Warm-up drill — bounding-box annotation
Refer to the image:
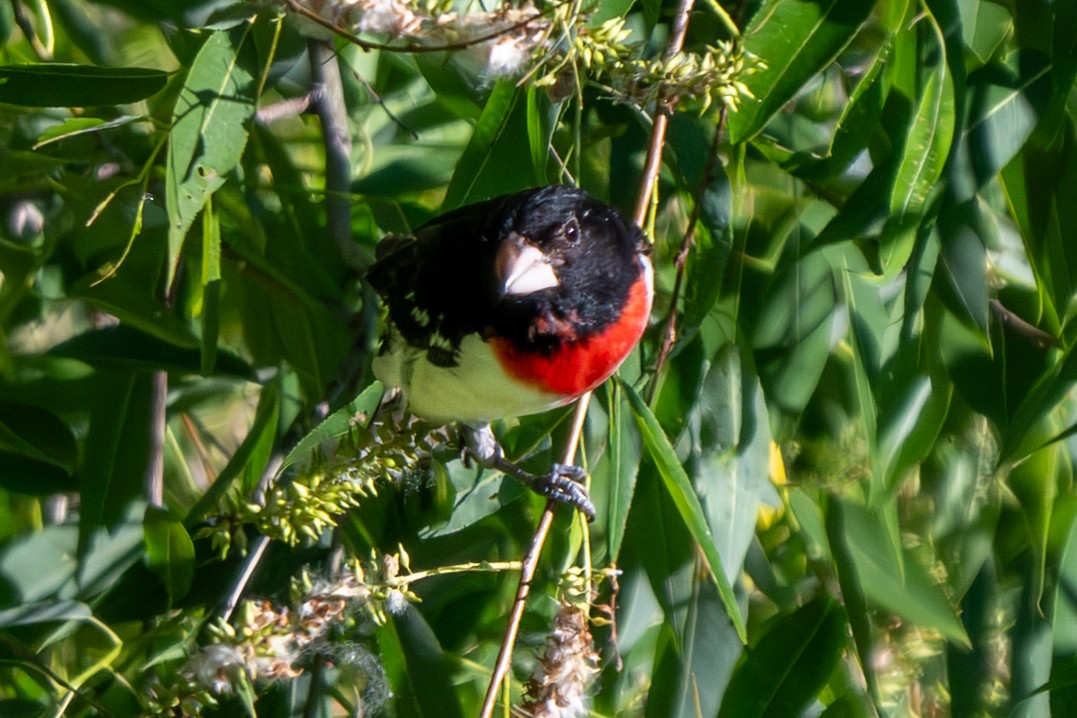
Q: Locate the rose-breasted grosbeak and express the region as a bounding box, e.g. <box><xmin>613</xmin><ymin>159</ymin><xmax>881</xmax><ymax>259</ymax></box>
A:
<box><xmin>367</xmin><ymin>185</ymin><xmax>653</xmax><ymax>518</ymax></box>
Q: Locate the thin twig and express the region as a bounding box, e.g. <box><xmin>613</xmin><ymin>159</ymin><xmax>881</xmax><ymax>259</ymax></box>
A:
<box><xmin>479</xmin><ymin>394</ymin><xmax>592</xmax><ymax>718</ymax></box>
<box><xmin>648</xmin><ymin>115</ymin><xmax>726</xmax><ymax>402</ymax></box>
<box><xmin>479</xmin><ymin>0</ymin><xmax>700</xmax><ymax>711</ymax></box>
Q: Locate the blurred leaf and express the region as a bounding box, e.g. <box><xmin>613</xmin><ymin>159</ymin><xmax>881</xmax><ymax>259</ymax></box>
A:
<box><xmin>729</xmin><ymin>0</ymin><xmax>874</xmax><ymax>143</ymax></box>
<box><xmin>48</xmin><ymin>325</ymin><xmax>254</xmax><ymax>378</ymax></box>
<box><xmin>79</xmin><ymin>374</ymin><xmax>155</xmax><ymax>537</ymax></box>
<box><xmin>960</xmin><ymin>59</ymin><xmax>1042</xmax><ymax>190</ymax></box>
<box><xmin>389</xmin><ymin>606</ymin><xmax>464</xmax><ymax>718</ymax></box>
<box><xmin>958</xmin><ymin>0</ymin><xmax>1013</xmax><ymax>67</ymax></box>
<box><xmin>600</xmin><ymin>382</ymin><xmax>641</xmax><ymax>561</ymax></box>
<box><xmin>936</xmin><ymin>200</ymin><xmax>990</xmax><ymax>336</ymax></box>
<box><xmin>693</xmin><ymin>347</ymin><xmax>771</xmax><ymax>578</ymax></box>
<box><xmin>0</xmin><ymin>599</ymin><xmax>88</xmax><ymax>627</ymax></box>
<box><xmin>0</xmin><ymin>64</ymin><xmax>167</xmax><ymax>106</ymax></box>
<box><xmin>839</xmin><ymin>499</ymin><xmax>971</xmax><ymax>647</ymax></box>
<box><xmin>681</xmin><ymin>167</ymin><xmax>732</xmax><ymax>338</ymax></box>
<box><xmin>1055</xmin><ymin>508</ymin><xmax>1077</xmax><ymax>652</ymax></box>
<box><xmin>646</xmin><ymin>581</ymin><xmax>741</xmax><ymax>718</ymax></box>
<box><xmin>33</xmin><ymin>115</ymin><xmax>141</xmax><ymax>148</ymax></box>
<box><xmin>753</xmin><ymin>247</ymin><xmax>839</xmax><ymax>416</ymax></box>
<box><xmin>624</xmin><ymin>380</ymin><xmax>746</xmax><ymax>642</ymax></box>
<box><xmin>717</xmin><ymin>597</ymin><xmax>846</xmax><ymax>718</ymax></box>
<box><xmin>185</xmin><ymin>384</ymin><xmax>280</xmax><ymax>525</ymax></box>
<box><xmin>0</xmin><ymin>525</ymin><xmax>79</xmax><ymax>603</ymax></box>
<box><xmin>143</xmin><ymin>506</ymin><xmax>195</xmax><ymax>605</ymax></box>
<box><xmin>165</xmin><ymin>26</ymin><xmax>257</xmax><ymax>289</ymax></box>
<box><xmin>0</xmin><ymin>404</ymin><xmax>77</xmax><ymax>495</ymax></box>
<box><xmin>441</xmin><ymin>81</ymin><xmax>518</xmax><ymax>211</ymax></box>
<box><xmin>1008</xmin><ymin>443</ymin><xmax>1058</xmax><ymax>610</ymax></box>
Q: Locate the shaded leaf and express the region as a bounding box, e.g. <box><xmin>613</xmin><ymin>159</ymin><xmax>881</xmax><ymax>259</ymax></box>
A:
<box><xmin>718</xmin><ymin>597</ymin><xmax>846</xmax><ymax>718</ymax></box>
<box><xmin>143</xmin><ymin>506</ymin><xmax>195</xmax><ymax>604</ymax></box>
<box><xmin>623</xmin><ymin>380</ymin><xmax>746</xmax><ymax>642</ymax></box>
<box><xmin>0</xmin><ymin>64</ymin><xmax>167</xmax><ymax>106</ymax></box>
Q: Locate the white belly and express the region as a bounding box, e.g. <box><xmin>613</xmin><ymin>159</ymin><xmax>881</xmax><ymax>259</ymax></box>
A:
<box><xmin>373</xmin><ymin>333</ymin><xmax>567</xmax><ymax>424</ymax></box>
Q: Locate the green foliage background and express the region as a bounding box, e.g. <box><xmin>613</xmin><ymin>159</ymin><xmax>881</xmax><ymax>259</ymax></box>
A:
<box><xmin>1</xmin><ymin>0</ymin><xmax>1076</xmax><ymax>716</ymax></box>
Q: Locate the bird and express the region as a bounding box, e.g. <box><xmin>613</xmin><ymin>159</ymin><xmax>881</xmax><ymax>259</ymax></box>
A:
<box><xmin>366</xmin><ymin>184</ymin><xmax>653</xmax><ymax>519</ymax></box>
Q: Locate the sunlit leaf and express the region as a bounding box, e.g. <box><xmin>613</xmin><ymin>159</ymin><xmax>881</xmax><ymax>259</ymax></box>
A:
<box><xmin>165</xmin><ymin>26</ymin><xmax>257</xmax><ymax>289</ymax></box>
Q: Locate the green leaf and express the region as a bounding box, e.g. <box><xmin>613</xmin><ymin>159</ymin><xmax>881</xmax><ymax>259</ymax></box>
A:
<box><xmin>0</xmin><ymin>404</ymin><xmax>77</xmax><ymax>495</ymax></box>
<box><xmin>693</xmin><ymin>347</ymin><xmax>772</xmax><ymax>580</ymax></box>
<box><xmin>0</xmin><ymin>600</ymin><xmax>92</xmax><ymax>628</ymax></box>
<box><xmin>33</xmin><ymin>115</ymin><xmax>141</xmax><ymax>148</ymax></box>
<box><xmin>48</xmin><ymin>325</ymin><xmax>254</xmax><ymax>378</ymax></box>
<box><xmin>646</xmin><ymin>581</ymin><xmax>742</xmax><ymax>718</ymax></box>
<box><xmin>279</xmin><ymin>382</ymin><xmax>385</xmax><ymax>474</ymax></box>
<box><xmin>729</xmin><ymin>0</ymin><xmax>875</xmax><ymax>143</ymax></box>
<box><xmin>165</xmin><ymin>26</ymin><xmax>257</xmax><ymax>289</ymax></box>
<box><xmin>142</xmin><ymin>506</ymin><xmax>195</xmax><ymax>605</ymax></box>
<box><xmin>837</xmin><ymin>500</ymin><xmax>971</xmax><ymax>648</ymax></box>
<box><xmin>879</xmin><ymin>8</ymin><xmax>955</xmax><ymax>275</ymax></box>
<box><xmin>0</xmin><ymin>64</ymin><xmax>167</xmax><ymax>106</ymax></box>
<box><xmin>718</xmin><ymin>597</ymin><xmax>846</xmax><ymax>718</ymax></box>
<box><xmin>441</xmin><ymin>81</ymin><xmax>519</xmax><ymax>211</ymax></box>
<box><xmin>623</xmin><ymin>380</ymin><xmax>746</xmax><ymax>642</ymax></box>
<box><xmin>79</xmin><ymin>373</ymin><xmax>157</xmax><ymax>539</ymax></box>
<box><xmin>600</xmin><ymin>382</ymin><xmax>641</xmax><ymax>562</ymax></box>
<box><xmin>389</xmin><ymin>607</ymin><xmax>464</xmax><ymax>718</ymax></box>
<box><xmin>185</xmin><ymin>384</ymin><xmax>280</xmax><ymax>525</ymax></box>
<box><xmin>681</xmin><ymin>168</ymin><xmax>732</xmax><ymax>338</ymax></box>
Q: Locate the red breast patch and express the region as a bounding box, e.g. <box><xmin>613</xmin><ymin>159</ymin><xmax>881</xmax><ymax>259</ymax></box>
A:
<box><xmin>492</xmin><ymin>273</ymin><xmax>652</xmax><ymax>398</ymax></box>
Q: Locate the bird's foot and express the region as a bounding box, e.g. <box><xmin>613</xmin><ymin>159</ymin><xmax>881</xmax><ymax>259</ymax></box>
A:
<box><xmin>493</xmin><ymin>458</ymin><xmax>595</xmax><ymax>521</ymax></box>
<box><xmin>463</xmin><ymin>425</ymin><xmax>595</xmax><ymax>521</ymax></box>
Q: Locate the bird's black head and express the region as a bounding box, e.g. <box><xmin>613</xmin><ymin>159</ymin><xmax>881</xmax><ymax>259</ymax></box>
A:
<box><xmin>491</xmin><ymin>185</ymin><xmax>649</xmax><ymax>350</ymax></box>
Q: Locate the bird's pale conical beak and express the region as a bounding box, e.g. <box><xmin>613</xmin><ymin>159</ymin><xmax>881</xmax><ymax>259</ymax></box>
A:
<box><xmin>496</xmin><ymin>233</ymin><xmax>559</xmax><ymax>296</ymax></box>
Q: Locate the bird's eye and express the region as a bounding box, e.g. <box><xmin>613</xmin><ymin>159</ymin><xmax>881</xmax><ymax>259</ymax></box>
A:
<box><xmin>562</xmin><ymin>217</ymin><xmax>580</xmax><ymax>244</ymax></box>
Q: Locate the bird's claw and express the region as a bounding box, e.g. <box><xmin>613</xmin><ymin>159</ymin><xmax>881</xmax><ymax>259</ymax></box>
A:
<box><xmin>464</xmin><ymin>425</ymin><xmax>595</xmax><ymax>521</ymax></box>
<box><xmin>530</xmin><ymin>463</ymin><xmax>595</xmax><ymax>521</ymax></box>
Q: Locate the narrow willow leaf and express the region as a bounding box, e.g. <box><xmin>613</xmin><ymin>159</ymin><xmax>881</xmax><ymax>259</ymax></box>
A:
<box><xmin>79</xmin><ymin>375</ymin><xmax>155</xmax><ymax>536</ymax></box>
<box><xmin>717</xmin><ymin>597</ymin><xmax>846</xmax><ymax>718</ymax></box>
<box><xmin>729</xmin><ymin>0</ymin><xmax>874</xmax><ymax>143</ymax></box>
<box><xmin>623</xmin><ymin>381</ymin><xmax>747</xmax><ymax>642</ymax></box>
<box><xmin>646</xmin><ymin>581</ymin><xmax>741</xmax><ymax>718</ymax></box>
<box><xmin>0</xmin><ymin>64</ymin><xmax>167</xmax><ymax>106</ymax></box>
<box><xmin>33</xmin><ymin>115</ymin><xmax>140</xmax><ymax>148</ymax></box>
<box><xmin>880</xmin><ymin>9</ymin><xmax>955</xmax><ymax>274</ymax></box>
<box><xmin>165</xmin><ymin>26</ymin><xmax>257</xmax><ymax>289</ymax></box>
<box><xmin>49</xmin><ymin>325</ymin><xmax>254</xmax><ymax>378</ymax></box>
<box><xmin>143</xmin><ymin>506</ymin><xmax>195</xmax><ymax>604</ymax></box>
<box><xmin>604</xmin><ymin>382</ymin><xmax>641</xmax><ymax>561</ymax></box>
<box><xmin>1008</xmin><ymin>443</ymin><xmax>1059</xmax><ymax>611</ymax></box>
<box><xmin>525</xmin><ymin>85</ymin><xmax>549</xmax><ymax>185</ymax></box>
<box><xmin>441</xmin><ymin>80</ymin><xmax>518</xmax><ymax>211</ymax></box>
<box><xmin>200</xmin><ymin>197</ymin><xmax>221</xmax><ymax>375</ymax></box>
<box><xmin>0</xmin><ymin>600</ymin><xmax>92</xmax><ymax>628</ymax></box>
<box><xmin>840</xmin><ymin>500</ymin><xmax>971</xmax><ymax>647</ymax></box>
<box><xmin>391</xmin><ymin>607</ymin><xmax>465</xmax><ymax>718</ymax></box>
<box><xmin>279</xmin><ymin>381</ymin><xmax>385</xmax><ymax>474</ymax></box>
